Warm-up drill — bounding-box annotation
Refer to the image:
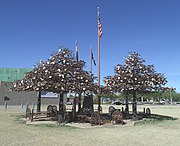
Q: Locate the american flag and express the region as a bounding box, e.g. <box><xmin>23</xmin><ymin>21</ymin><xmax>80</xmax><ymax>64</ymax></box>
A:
<box><xmin>76</xmin><ymin>46</ymin><xmax>78</xmax><ymax>62</ymax></box>
<box><xmin>75</xmin><ymin>41</ymin><xmax>78</xmax><ymax>62</ymax></box>
<box><xmin>91</xmin><ymin>51</ymin><xmax>96</xmax><ymax>66</ymax></box>
<box><xmin>98</xmin><ymin>17</ymin><xmax>103</xmax><ymax>38</ymax></box>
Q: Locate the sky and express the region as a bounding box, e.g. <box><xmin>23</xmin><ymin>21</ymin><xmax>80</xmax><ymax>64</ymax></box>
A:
<box><xmin>0</xmin><ymin>0</ymin><xmax>180</xmax><ymax>92</ymax></box>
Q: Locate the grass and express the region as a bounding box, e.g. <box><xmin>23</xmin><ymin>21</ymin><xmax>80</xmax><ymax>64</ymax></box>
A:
<box><xmin>134</xmin><ymin>118</ymin><xmax>175</xmax><ymax>126</ymax></box>
<box><xmin>33</xmin><ymin>123</ymin><xmax>77</xmax><ymax>129</ymax></box>
<box><xmin>0</xmin><ymin>105</ymin><xmax>180</xmax><ymax>146</ymax></box>
<box><xmin>9</xmin><ymin>111</ymin><xmax>76</xmax><ymax>129</ymax></box>
<box><xmin>11</xmin><ymin>114</ymin><xmax>26</xmax><ymax>124</ymax></box>
<box><xmin>151</xmin><ymin>114</ymin><xmax>178</xmax><ymax>121</ymax></box>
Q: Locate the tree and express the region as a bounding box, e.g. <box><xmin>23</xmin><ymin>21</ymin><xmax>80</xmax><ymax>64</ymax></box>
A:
<box><xmin>10</xmin><ymin>48</ymin><xmax>96</xmax><ymax>114</ymax></box>
<box><xmin>104</xmin><ymin>52</ymin><xmax>167</xmax><ymax>113</ymax></box>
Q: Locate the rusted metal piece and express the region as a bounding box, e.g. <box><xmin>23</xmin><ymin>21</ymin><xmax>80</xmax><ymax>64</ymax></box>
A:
<box><xmin>26</xmin><ymin>107</ymin><xmax>31</xmax><ymax>119</ymax></box>
<box><xmin>52</xmin><ymin>105</ymin><xmax>58</xmax><ymax>111</ymax></box>
<box><xmin>99</xmin><ymin>106</ymin><xmax>102</xmax><ymax>113</ymax></box>
<box><xmin>100</xmin><ymin>113</ymin><xmax>112</xmax><ymax>124</ymax></box>
<box><xmin>131</xmin><ymin>112</ymin><xmax>138</xmax><ymax>120</ymax></box>
<box><xmin>112</xmin><ymin>110</ymin><xmax>124</xmax><ymax>124</ymax></box>
<box><xmin>82</xmin><ymin>94</ymin><xmax>94</xmax><ymax>115</ymax></box>
<box><xmin>83</xmin><ymin>108</ymin><xmax>92</xmax><ymax>115</ymax></box>
<box><xmin>47</xmin><ymin>105</ymin><xmax>58</xmax><ymax>117</ymax></box>
<box><xmin>58</xmin><ymin>104</ymin><xmax>67</xmax><ymax>123</ymax></box>
<box><xmin>91</xmin><ymin>111</ymin><xmax>101</xmax><ymax>126</ymax></box>
<box><xmin>146</xmin><ymin>108</ymin><xmax>151</xmax><ymax>118</ymax></box>
<box><xmin>146</xmin><ymin>108</ymin><xmax>151</xmax><ymax>114</ymax></box>
<box><xmin>31</xmin><ymin>109</ymin><xmax>34</xmax><ymax>122</ymax></box>
<box><xmin>31</xmin><ymin>111</ymin><xmax>57</xmax><ymax>122</ymax></box>
<box><xmin>52</xmin><ymin>105</ymin><xmax>58</xmax><ymax>116</ymax></box>
<box><xmin>108</xmin><ymin>106</ymin><xmax>116</xmax><ymax>115</ymax></box>
<box><xmin>76</xmin><ymin>115</ymin><xmax>88</xmax><ymax>123</ymax></box>
<box><xmin>30</xmin><ymin>104</ymin><xmax>59</xmax><ymax>122</ymax></box>
<box><xmin>72</xmin><ymin>104</ymin><xmax>76</xmax><ymax>122</ymax></box>
<box><xmin>47</xmin><ymin>105</ymin><xmax>53</xmax><ymax>117</ymax></box>
<box><xmin>63</xmin><ymin>112</ymin><xmax>71</xmax><ymax>123</ymax></box>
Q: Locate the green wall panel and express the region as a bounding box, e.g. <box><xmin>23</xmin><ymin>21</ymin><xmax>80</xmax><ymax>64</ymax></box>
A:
<box><xmin>0</xmin><ymin>68</ymin><xmax>32</xmax><ymax>82</ymax></box>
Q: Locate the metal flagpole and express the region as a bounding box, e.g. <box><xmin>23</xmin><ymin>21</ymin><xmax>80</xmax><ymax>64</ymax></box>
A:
<box><xmin>90</xmin><ymin>46</ymin><xmax>93</xmax><ymax>113</ymax></box>
<box><xmin>90</xmin><ymin>47</ymin><xmax>92</xmax><ymax>75</ymax></box>
<box><xmin>75</xmin><ymin>41</ymin><xmax>78</xmax><ymax>62</ymax></box>
<box><xmin>97</xmin><ymin>7</ymin><xmax>101</xmax><ymax>112</ymax></box>
<box><xmin>73</xmin><ymin>41</ymin><xmax>78</xmax><ymax>121</ymax></box>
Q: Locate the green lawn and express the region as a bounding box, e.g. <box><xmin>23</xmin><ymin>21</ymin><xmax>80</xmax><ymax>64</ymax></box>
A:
<box><xmin>0</xmin><ymin>105</ymin><xmax>180</xmax><ymax>146</ymax></box>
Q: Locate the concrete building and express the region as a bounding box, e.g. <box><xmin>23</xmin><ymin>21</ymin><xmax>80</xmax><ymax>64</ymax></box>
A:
<box><xmin>0</xmin><ymin>68</ymin><xmax>60</xmax><ymax>106</ymax></box>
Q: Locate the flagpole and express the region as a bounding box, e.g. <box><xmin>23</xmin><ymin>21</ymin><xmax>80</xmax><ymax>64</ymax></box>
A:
<box><xmin>90</xmin><ymin>47</ymin><xmax>93</xmax><ymax>111</ymax></box>
<box><xmin>97</xmin><ymin>7</ymin><xmax>101</xmax><ymax>112</ymax></box>
<box><xmin>90</xmin><ymin>47</ymin><xmax>92</xmax><ymax>75</ymax></box>
<box><xmin>75</xmin><ymin>41</ymin><xmax>78</xmax><ymax>62</ymax></box>
<box><xmin>73</xmin><ymin>41</ymin><xmax>78</xmax><ymax>121</ymax></box>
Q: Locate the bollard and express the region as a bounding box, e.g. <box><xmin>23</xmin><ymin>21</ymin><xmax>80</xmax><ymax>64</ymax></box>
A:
<box><xmin>5</xmin><ymin>102</ymin><xmax>7</xmax><ymax>110</ymax></box>
<box><xmin>26</xmin><ymin>102</ymin><xmax>29</xmax><ymax>108</ymax></box>
<box><xmin>143</xmin><ymin>107</ymin><xmax>146</xmax><ymax>113</ymax></box>
<box><xmin>121</xmin><ymin>107</ymin><xmax>124</xmax><ymax>112</ymax></box>
<box><xmin>21</xmin><ymin>102</ymin><xmax>23</xmax><ymax>108</ymax></box>
<box><xmin>32</xmin><ymin>102</ymin><xmax>35</xmax><ymax>110</ymax></box>
<box><xmin>31</xmin><ymin>109</ymin><xmax>34</xmax><ymax>122</ymax></box>
<box><xmin>25</xmin><ymin>102</ymin><xmax>29</xmax><ymax>113</ymax></box>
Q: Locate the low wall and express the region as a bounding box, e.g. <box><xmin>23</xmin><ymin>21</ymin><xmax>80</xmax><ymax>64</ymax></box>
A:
<box><xmin>0</xmin><ymin>81</ymin><xmax>60</xmax><ymax>106</ymax></box>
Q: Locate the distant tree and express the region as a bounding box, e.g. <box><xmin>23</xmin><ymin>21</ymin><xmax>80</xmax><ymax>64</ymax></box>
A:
<box><xmin>173</xmin><ymin>93</ymin><xmax>180</xmax><ymax>102</ymax></box>
<box><xmin>101</xmin><ymin>93</ymin><xmax>121</xmax><ymax>101</ymax></box>
<box><xmin>104</xmin><ymin>52</ymin><xmax>167</xmax><ymax>113</ymax></box>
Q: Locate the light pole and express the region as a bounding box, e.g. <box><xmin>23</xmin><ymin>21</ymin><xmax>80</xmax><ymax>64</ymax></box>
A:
<box><xmin>15</xmin><ymin>70</ymin><xmax>17</xmax><ymax>81</ymax></box>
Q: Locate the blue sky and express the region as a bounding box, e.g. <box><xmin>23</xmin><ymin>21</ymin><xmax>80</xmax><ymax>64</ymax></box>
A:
<box><xmin>0</xmin><ymin>0</ymin><xmax>180</xmax><ymax>92</ymax></box>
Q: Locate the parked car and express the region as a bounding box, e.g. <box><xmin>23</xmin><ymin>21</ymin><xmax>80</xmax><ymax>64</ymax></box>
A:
<box><xmin>66</xmin><ymin>101</ymin><xmax>73</xmax><ymax>105</ymax></box>
<box><xmin>102</xmin><ymin>97</ymin><xmax>111</xmax><ymax>104</ymax></box>
<box><xmin>112</xmin><ymin>101</ymin><xmax>122</xmax><ymax>105</ymax></box>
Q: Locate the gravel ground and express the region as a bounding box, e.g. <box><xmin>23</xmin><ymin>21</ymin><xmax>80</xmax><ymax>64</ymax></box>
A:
<box><xmin>0</xmin><ymin>105</ymin><xmax>180</xmax><ymax>146</ymax></box>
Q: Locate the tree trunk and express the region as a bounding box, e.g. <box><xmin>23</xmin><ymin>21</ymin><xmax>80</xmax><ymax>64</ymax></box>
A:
<box><xmin>78</xmin><ymin>92</ymin><xmax>82</xmax><ymax>113</ymax></box>
<box><xmin>58</xmin><ymin>92</ymin><xmax>65</xmax><ymax>123</ymax></box>
<box><xmin>59</xmin><ymin>92</ymin><xmax>64</xmax><ymax>112</ymax></box>
<box><xmin>98</xmin><ymin>94</ymin><xmax>101</xmax><ymax>112</ymax></box>
<box><xmin>37</xmin><ymin>91</ymin><xmax>41</xmax><ymax>112</ymax></box>
<box><xmin>132</xmin><ymin>90</ymin><xmax>137</xmax><ymax>113</ymax></box>
<box><xmin>125</xmin><ymin>91</ymin><xmax>129</xmax><ymax>114</ymax></box>
<box><xmin>73</xmin><ymin>96</ymin><xmax>76</xmax><ymax>121</ymax></box>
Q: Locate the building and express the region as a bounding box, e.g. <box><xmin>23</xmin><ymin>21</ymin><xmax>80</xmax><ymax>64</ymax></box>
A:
<box><xmin>0</xmin><ymin>68</ymin><xmax>32</xmax><ymax>82</ymax></box>
<box><xmin>0</xmin><ymin>68</ymin><xmax>60</xmax><ymax>106</ymax></box>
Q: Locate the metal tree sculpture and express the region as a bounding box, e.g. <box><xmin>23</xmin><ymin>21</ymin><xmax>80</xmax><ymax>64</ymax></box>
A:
<box><xmin>11</xmin><ymin>48</ymin><xmax>96</xmax><ymax>114</ymax></box>
<box><xmin>104</xmin><ymin>52</ymin><xmax>167</xmax><ymax>113</ymax></box>
<box><xmin>73</xmin><ymin>69</ymin><xmax>97</xmax><ymax>112</ymax></box>
<box><xmin>69</xmin><ymin>59</ymin><xmax>97</xmax><ymax>117</ymax></box>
